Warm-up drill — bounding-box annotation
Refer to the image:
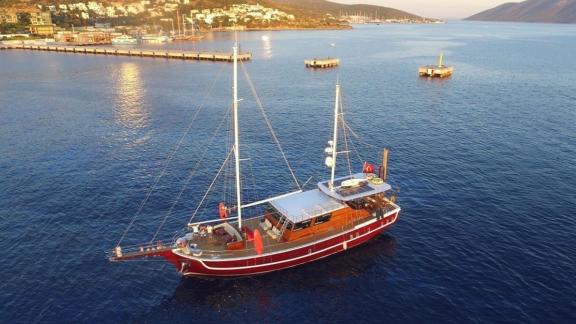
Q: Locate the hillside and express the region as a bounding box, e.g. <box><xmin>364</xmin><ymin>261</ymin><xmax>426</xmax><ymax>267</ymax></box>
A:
<box><xmin>270</xmin><ymin>0</ymin><xmax>423</xmax><ymax>19</ymax></box>
<box><xmin>1</xmin><ymin>0</ymin><xmax>427</xmax><ymax>21</ymax></box>
<box><xmin>466</xmin><ymin>0</ymin><xmax>576</xmax><ymax>23</ymax></box>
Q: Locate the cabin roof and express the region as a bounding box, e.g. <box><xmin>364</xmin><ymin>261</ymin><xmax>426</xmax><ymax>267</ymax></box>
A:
<box><xmin>270</xmin><ymin>189</ymin><xmax>345</xmax><ymax>224</ymax></box>
<box><xmin>317</xmin><ymin>173</ymin><xmax>392</xmax><ymax>201</ymax></box>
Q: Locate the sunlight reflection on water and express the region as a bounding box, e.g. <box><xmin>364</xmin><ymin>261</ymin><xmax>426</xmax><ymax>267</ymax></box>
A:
<box><xmin>115</xmin><ymin>62</ymin><xmax>149</xmax><ymax>129</ymax></box>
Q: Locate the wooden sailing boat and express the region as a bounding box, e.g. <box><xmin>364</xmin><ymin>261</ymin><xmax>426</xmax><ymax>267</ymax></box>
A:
<box><xmin>109</xmin><ymin>46</ymin><xmax>401</xmax><ymax>277</ymax></box>
<box><xmin>173</xmin><ymin>13</ymin><xmax>204</xmax><ymax>41</ymax></box>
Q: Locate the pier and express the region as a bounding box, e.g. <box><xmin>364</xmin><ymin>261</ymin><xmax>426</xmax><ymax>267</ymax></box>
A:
<box><xmin>1</xmin><ymin>44</ymin><xmax>251</xmax><ymax>62</ymax></box>
<box><xmin>305</xmin><ymin>57</ymin><xmax>339</xmax><ymax>68</ymax></box>
<box><xmin>419</xmin><ymin>53</ymin><xmax>453</xmax><ymax>78</ymax></box>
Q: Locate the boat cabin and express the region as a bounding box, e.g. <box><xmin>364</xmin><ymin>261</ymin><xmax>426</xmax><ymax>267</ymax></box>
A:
<box><xmin>259</xmin><ymin>173</ymin><xmax>393</xmax><ymax>242</ymax></box>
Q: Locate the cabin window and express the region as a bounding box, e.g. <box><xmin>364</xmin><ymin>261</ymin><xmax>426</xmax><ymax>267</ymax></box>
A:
<box><xmin>292</xmin><ymin>220</ymin><xmax>312</xmax><ymax>231</ymax></box>
<box><xmin>315</xmin><ymin>213</ymin><xmax>332</xmax><ymax>225</ymax></box>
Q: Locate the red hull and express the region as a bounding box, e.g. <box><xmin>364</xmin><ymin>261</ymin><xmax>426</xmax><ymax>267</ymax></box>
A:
<box><xmin>158</xmin><ymin>211</ymin><xmax>399</xmax><ymax>277</ymax></box>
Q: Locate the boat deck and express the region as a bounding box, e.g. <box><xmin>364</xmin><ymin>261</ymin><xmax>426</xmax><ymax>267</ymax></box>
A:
<box><xmin>109</xmin><ymin>193</ymin><xmax>399</xmax><ymax>262</ymax></box>
<box><xmin>187</xmin><ymin>201</ymin><xmax>399</xmax><ymax>259</ymax></box>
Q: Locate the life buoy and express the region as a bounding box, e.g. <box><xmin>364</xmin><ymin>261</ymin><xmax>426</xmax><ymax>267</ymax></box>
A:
<box><xmin>219</xmin><ymin>202</ymin><xmax>228</xmax><ymax>219</ymax></box>
<box><xmin>370</xmin><ymin>177</ymin><xmax>384</xmax><ymax>185</ymax></box>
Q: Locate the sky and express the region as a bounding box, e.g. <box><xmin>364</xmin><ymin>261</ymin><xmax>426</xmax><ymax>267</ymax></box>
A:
<box><xmin>335</xmin><ymin>0</ymin><xmax>521</xmax><ymax>19</ymax></box>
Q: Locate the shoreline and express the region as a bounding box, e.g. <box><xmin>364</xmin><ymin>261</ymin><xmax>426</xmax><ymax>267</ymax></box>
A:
<box><xmin>203</xmin><ymin>25</ymin><xmax>353</xmax><ymax>32</ymax></box>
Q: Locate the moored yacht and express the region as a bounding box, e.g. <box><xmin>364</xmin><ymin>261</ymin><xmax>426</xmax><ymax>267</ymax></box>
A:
<box><xmin>111</xmin><ymin>34</ymin><xmax>137</xmax><ymax>45</ymax></box>
<box><xmin>109</xmin><ymin>45</ymin><xmax>401</xmax><ymax>277</ymax></box>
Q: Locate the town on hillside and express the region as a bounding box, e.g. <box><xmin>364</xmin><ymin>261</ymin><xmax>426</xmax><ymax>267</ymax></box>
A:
<box><xmin>1</xmin><ymin>0</ymin><xmax>442</xmax><ymax>43</ymax></box>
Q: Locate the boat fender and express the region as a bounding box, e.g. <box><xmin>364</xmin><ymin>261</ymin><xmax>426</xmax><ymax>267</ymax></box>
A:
<box><xmin>219</xmin><ymin>202</ymin><xmax>228</xmax><ymax>219</ymax></box>
<box><xmin>254</xmin><ymin>229</ymin><xmax>264</xmax><ymax>255</ymax></box>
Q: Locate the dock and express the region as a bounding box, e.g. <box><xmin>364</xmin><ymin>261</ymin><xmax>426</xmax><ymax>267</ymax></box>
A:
<box><xmin>419</xmin><ymin>53</ymin><xmax>453</xmax><ymax>78</ymax></box>
<box><xmin>1</xmin><ymin>44</ymin><xmax>251</xmax><ymax>62</ymax></box>
<box><xmin>305</xmin><ymin>57</ymin><xmax>339</xmax><ymax>68</ymax></box>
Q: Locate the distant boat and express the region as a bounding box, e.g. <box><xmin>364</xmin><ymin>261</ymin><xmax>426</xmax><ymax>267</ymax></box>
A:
<box><xmin>141</xmin><ymin>35</ymin><xmax>172</xmax><ymax>44</ymax></box>
<box><xmin>173</xmin><ymin>34</ymin><xmax>204</xmax><ymax>41</ymax></box>
<box><xmin>111</xmin><ymin>35</ymin><xmax>137</xmax><ymax>45</ymax></box>
<box><xmin>330</xmin><ymin>42</ymin><xmax>336</xmax><ymax>47</ymax></box>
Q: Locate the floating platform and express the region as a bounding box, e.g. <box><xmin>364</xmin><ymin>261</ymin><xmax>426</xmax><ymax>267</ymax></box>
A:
<box><xmin>418</xmin><ymin>65</ymin><xmax>453</xmax><ymax>78</ymax></box>
<box><xmin>1</xmin><ymin>44</ymin><xmax>251</xmax><ymax>62</ymax></box>
<box><xmin>419</xmin><ymin>53</ymin><xmax>453</xmax><ymax>78</ymax></box>
<box><xmin>305</xmin><ymin>57</ymin><xmax>339</xmax><ymax>68</ymax></box>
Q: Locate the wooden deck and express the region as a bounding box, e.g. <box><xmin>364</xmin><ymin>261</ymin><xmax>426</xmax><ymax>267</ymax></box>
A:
<box><xmin>305</xmin><ymin>57</ymin><xmax>339</xmax><ymax>68</ymax></box>
<box><xmin>1</xmin><ymin>44</ymin><xmax>251</xmax><ymax>62</ymax></box>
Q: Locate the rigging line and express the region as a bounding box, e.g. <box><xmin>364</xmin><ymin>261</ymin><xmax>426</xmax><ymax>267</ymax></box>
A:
<box><xmin>188</xmin><ymin>148</ymin><xmax>234</xmax><ymax>225</ymax></box>
<box><xmin>339</xmin><ymin>89</ymin><xmax>353</xmax><ymax>175</ymax></box>
<box><xmin>347</xmin><ymin>131</ymin><xmax>365</xmax><ymax>166</ymax></box>
<box><xmin>301</xmin><ymin>175</ymin><xmax>315</xmax><ymax>189</ymax></box>
<box><xmin>344</xmin><ymin>121</ymin><xmax>378</xmax><ymax>148</ymax></box>
<box><xmin>240</xmin><ymin>61</ymin><xmax>301</xmax><ymax>190</ymax></box>
<box><xmin>116</xmin><ymin>63</ymin><xmax>227</xmax><ymax>247</ymax></box>
<box><xmin>150</xmin><ymin>106</ymin><xmax>232</xmax><ymax>242</ymax></box>
<box><xmin>224</xmin><ymin>106</ymin><xmax>234</xmax><ymax>204</ymax></box>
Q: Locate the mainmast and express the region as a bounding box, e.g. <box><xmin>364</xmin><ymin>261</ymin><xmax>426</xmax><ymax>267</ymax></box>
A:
<box><xmin>233</xmin><ymin>45</ymin><xmax>243</xmax><ymax>229</ymax></box>
<box><xmin>329</xmin><ymin>83</ymin><xmax>340</xmax><ymax>191</ymax></box>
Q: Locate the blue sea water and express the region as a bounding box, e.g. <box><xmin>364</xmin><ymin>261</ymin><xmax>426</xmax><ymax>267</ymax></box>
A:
<box><xmin>1</xmin><ymin>21</ymin><xmax>575</xmax><ymax>323</ymax></box>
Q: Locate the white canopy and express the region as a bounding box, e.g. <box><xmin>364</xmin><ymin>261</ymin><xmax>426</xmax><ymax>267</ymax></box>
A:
<box><xmin>270</xmin><ymin>189</ymin><xmax>345</xmax><ymax>224</ymax></box>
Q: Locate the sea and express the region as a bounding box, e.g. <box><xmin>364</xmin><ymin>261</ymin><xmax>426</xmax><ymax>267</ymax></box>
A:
<box><xmin>0</xmin><ymin>21</ymin><xmax>575</xmax><ymax>323</ymax></box>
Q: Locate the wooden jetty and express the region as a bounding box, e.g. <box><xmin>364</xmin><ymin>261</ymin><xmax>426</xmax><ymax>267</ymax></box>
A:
<box><xmin>1</xmin><ymin>44</ymin><xmax>251</xmax><ymax>62</ymax></box>
<box><xmin>419</xmin><ymin>53</ymin><xmax>453</xmax><ymax>78</ymax></box>
<box><xmin>305</xmin><ymin>57</ymin><xmax>339</xmax><ymax>68</ymax></box>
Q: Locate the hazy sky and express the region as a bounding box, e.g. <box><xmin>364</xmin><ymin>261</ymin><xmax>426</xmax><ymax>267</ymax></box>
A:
<box><xmin>335</xmin><ymin>0</ymin><xmax>521</xmax><ymax>19</ymax></box>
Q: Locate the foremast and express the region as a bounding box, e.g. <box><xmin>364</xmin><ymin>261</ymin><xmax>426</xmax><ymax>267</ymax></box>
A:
<box><xmin>328</xmin><ymin>83</ymin><xmax>341</xmax><ymax>191</ymax></box>
<box><xmin>232</xmin><ymin>45</ymin><xmax>243</xmax><ymax>229</ymax></box>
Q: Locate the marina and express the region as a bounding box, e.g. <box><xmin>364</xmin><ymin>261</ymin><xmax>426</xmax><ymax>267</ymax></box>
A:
<box><xmin>1</xmin><ymin>44</ymin><xmax>252</xmax><ymax>62</ymax></box>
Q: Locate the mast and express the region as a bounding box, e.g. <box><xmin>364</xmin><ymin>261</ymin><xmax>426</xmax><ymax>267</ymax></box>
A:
<box><xmin>177</xmin><ymin>9</ymin><xmax>181</xmax><ymax>35</ymax></box>
<box><xmin>182</xmin><ymin>14</ymin><xmax>187</xmax><ymax>35</ymax></box>
<box><xmin>329</xmin><ymin>83</ymin><xmax>340</xmax><ymax>191</ymax></box>
<box><xmin>233</xmin><ymin>45</ymin><xmax>243</xmax><ymax>229</ymax></box>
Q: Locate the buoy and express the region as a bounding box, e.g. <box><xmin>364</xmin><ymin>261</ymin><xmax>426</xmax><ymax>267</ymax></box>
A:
<box><xmin>253</xmin><ymin>229</ymin><xmax>264</xmax><ymax>255</ymax></box>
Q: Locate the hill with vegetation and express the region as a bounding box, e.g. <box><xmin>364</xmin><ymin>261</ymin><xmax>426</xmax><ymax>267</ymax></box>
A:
<box><xmin>271</xmin><ymin>0</ymin><xmax>423</xmax><ymax>19</ymax></box>
<box><xmin>1</xmin><ymin>0</ymin><xmax>428</xmax><ymax>20</ymax></box>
